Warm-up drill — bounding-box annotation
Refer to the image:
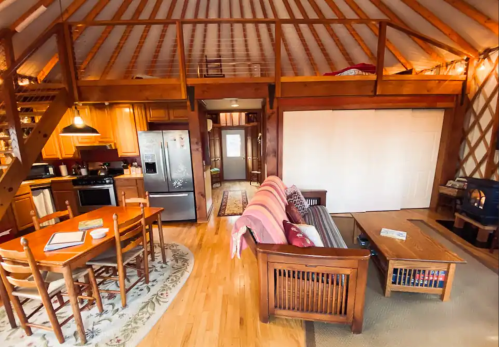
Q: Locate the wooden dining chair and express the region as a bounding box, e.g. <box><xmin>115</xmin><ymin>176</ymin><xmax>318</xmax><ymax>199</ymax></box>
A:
<box><xmin>31</xmin><ymin>200</ymin><xmax>74</xmax><ymax>231</ymax></box>
<box><xmin>121</xmin><ymin>191</ymin><xmax>165</xmax><ymax>263</ymax></box>
<box><xmin>87</xmin><ymin>206</ymin><xmax>149</xmax><ymax>308</ymax></box>
<box><xmin>0</xmin><ymin>238</ymin><xmax>103</xmax><ymax>344</ymax></box>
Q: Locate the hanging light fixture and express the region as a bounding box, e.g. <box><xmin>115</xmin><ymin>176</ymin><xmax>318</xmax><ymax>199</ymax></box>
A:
<box><xmin>230</xmin><ymin>99</ymin><xmax>239</xmax><ymax>108</ymax></box>
<box><xmin>60</xmin><ymin>107</ymin><xmax>100</xmax><ymax>137</ymax></box>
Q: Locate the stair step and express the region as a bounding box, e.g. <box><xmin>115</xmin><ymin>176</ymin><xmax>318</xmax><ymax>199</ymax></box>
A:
<box><xmin>17</xmin><ymin>101</ymin><xmax>52</xmax><ymax>107</ymax></box>
<box><xmin>0</xmin><ymin>150</ymin><xmax>13</xmax><ymax>154</ymax></box>
<box><xmin>0</xmin><ymin>112</ymin><xmax>46</xmax><ymax>116</ymax></box>
<box><xmin>16</xmin><ymin>91</ymin><xmax>60</xmax><ymax>97</ymax></box>
<box><xmin>0</xmin><ymin>122</ymin><xmax>37</xmax><ymax>128</ymax></box>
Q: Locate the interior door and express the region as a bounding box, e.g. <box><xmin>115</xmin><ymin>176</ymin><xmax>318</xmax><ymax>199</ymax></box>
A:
<box><xmin>222</xmin><ymin>129</ymin><xmax>246</xmax><ymax>180</ymax></box>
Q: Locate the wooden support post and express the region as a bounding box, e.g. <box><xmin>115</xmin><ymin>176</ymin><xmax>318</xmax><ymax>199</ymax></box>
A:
<box><xmin>275</xmin><ymin>23</ymin><xmax>281</xmax><ymax>98</ymax></box>
<box><xmin>58</xmin><ymin>23</ymin><xmax>78</xmax><ymax>102</ymax></box>
<box><xmin>265</xmin><ymin>99</ymin><xmax>278</xmax><ymax>177</ymax></box>
<box><xmin>375</xmin><ymin>22</ymin><xmax>387</xmax><ymax>95</ymax></box>
<box><xmin>176</xmin><ymin>21</ymin><xmax>187</xmax><ymax>99</ymax></box>
<box><xmin>441</xmin><ymin>263</ymin><xmax>456</xmax><ymax>302</ymax></box>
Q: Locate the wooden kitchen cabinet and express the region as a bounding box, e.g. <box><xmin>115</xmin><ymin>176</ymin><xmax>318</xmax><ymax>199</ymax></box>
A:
<box><xmin>169</xmin><ymin>103</ymin><xmax>188</xmax><ymax>121</ymax></box>
<box><xmin>91</xmin><ymin>105</ymin><xmax>115</xmax><ymax>144</ymax></box>
<box><xmin>112</xmin><ymin>104</ymin><xmax>141</xmax><ymax>157</ymax></box>
<box><xmin>115</xmin><ymin>177</ymin><xmax>145</xmax><ymax>206</ymax></box>
<box><xmin>51</xmin><ymin>180</ymin><xmax>79</xmax><ymax>216</ymax></box>
<box><xmin>73</xmin><ymin>106</ymin><xmax>97</xmax><ymax>146</ymax></box>
<box><xmin>42</xmin><ymin>130</ymin><xmax>61</xmax><ymax>159</ymax></box>
<box><xmin>57</xmin><ymin>110</ymin><xmax>77</xmax><ymax>158</ymax></box>
<box><xmin>147</xmin><ymin>104</ymin><xmax>169</xmax><ymax>122</ymax></box>
<box><xmin>11</xmin><ymin>185</ymin><xmax>36</xmax><ymax>231</ymax></box>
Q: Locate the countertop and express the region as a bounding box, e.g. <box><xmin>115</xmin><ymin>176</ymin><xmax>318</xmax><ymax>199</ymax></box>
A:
<box><xmin>21</xmin><ymin>176</ymin><xmax>76</xmax><ymax>186</ymax></box>
<box><xmin>114</xmin><ymin>173</ymin><xmax>143</xmax><ymax>180</ymax></box>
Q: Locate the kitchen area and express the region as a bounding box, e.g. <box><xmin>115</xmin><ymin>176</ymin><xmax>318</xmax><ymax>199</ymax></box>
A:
<box><xmin>0</xmin><ymin>101</ymin><xmax>206</xmax><ymax>244</ymax></box>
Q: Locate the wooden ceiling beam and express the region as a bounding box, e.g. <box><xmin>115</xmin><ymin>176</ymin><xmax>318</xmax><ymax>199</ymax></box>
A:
<box><xmin>124</xmin><ymin>0</ymin><xmax>164</xmax><ymax>79</ymax></box>
<box><xmin>9</xmin><ymin>0</ymin><xmax>56</xmax><ymax>32</ymax></box>
<box><xmin>147</xmin><ymin>0</ymin><xmax>178</xmax><ymax>76</ymax></box>
<box><xmin>369</xmin><ymin>0</ymin><xmax>446</xmax><ymax>64</ymax></box>
<box><xmin>307</xmin><ymin>0</ymin><xmax>354</xmax><ymax>67</ymax></box>
<box><xmin>344</xmin><ymin>0</ymin><xmax>413</xmax><ymax>70</ymax></box>
<box><xmin>401</xmin><ymin>0</ymin><xmax>479</xmax><ymax>57</ymax></box>
<box><xmin>36</xmin><ymin>0</ymin><xmax>90</xmax><ymax>82</ymax></box>
<box><xmin>78</xmin><ymin>0</ymin><xmax>133</xmax><ymax>77</ymax></box>
<box><xmin>323</xmin><ymin>0</ymin><xmax>377</xmax><ymax>67</ymax></box>
<box><xmin>277</xmin><ymin>0</ymin><xmax>320</xmax><ymax>76</ymax></box>
<box><xmin>292</xmin><ymin>0</ymin><xmax>336</xmax><ymax>72</ymax></box>
<box><xmin>443</xmin><ymin>0</ymin><xmax>498</xmax><ymax>36</ymax></box>
<box><xmin>164</xmin><ymin>0</ymin><xmax>188</xmax><ymax>77</ymax></box>
<box><xmin>248</xmin><ymin>0</ymin><xmax>268</xmax><ymax>74</ymax></box>
<box><xmin>267</xmin><ymin>0</ymin><xmax>298</xmax><ymax>76</ymax></box>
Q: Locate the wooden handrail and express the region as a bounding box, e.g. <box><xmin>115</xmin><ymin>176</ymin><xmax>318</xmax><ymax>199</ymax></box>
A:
<box><xmin>386</xmin><ymin>22</ymin><xmax>472</xmax><ymax>58</ymax></box>
<box><xmin>1</xmin><ymin>23</ymin><xmax>60</xmax><ymax>79</ymax></box>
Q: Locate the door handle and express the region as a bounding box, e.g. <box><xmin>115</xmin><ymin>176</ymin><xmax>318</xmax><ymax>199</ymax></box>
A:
<box><xmin>150</xmin><ymin>194</ymin><xmax>189</xmax><ymax>198</ymax></box>
<box><xmin>159</xmin><ymin>142</ymin><xmax>167</xmax><ymax>182</ymax></box>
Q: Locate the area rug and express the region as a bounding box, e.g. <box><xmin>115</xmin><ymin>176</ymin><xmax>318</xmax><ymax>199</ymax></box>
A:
<box><xmin>218</xmin><ymin>190</ymin><xmax>248</xmax><ymax>217</ymax></box>
<box><xmin>306</xmin><ymin>218</ymin><xmax>498</xmax><ymax>347</ymax></box>
<box><xmin>0</xmin><ymin>243</ymin><xmax>194</xmax><ymax>347</ymax></box>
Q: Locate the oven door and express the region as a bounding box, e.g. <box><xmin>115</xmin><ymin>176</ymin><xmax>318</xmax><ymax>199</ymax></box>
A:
<box><xmin>74</xmin><ymin>185</ymin><xmax>117</xmax><ymax>213</ymax></box>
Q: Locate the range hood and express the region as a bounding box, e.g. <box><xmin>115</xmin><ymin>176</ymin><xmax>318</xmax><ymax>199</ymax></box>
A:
<box><xmin>78</xmin><ymin>144</ymin><xmax>120</xmax><ymax>162</ymax></box>
<box><xmin>76</xmin><ymin>144</ymin><xmax>115</xmax><ymax>151</ymax></box>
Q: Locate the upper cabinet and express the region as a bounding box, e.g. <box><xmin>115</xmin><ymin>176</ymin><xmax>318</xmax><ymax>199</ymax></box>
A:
<box><xmin>146</xmin><ymin>102</ymin><xmax>188</xmax><ymax>122</ymax></box>
<box><xmin>41</xmin><ymin>131</ymin><xmax>61</xmax><ymax>159</ymax></box>
<box><xmin>72</xmin><ymin>106</ymin><xmax>97</xmax><ymax>146</ymax></box>
<box><xmin>112</xmin><ymin>104</ymin><xmax>140</xmax><ymax>157</ymax></box>
<box><xmin>91</xmin><ymin>105</ymin><xmax>115</xmax><ymax>144</ymax></box>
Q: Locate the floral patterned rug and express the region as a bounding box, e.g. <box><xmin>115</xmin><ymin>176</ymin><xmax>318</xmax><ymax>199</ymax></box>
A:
<box><xmin>0</xmin><ymin>243</ymin><xmax>193</xmax><ymax>347</ymax></box>
<box><xmin>217</xmin><ymin>190</ymin><xmax>248</xmax><ymax>217</ymax></box>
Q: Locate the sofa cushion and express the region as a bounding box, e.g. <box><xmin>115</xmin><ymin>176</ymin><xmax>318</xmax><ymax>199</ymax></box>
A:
<box><xmin>286</xmin><ymin>185</ymin><xmax>309</xmax><ymax>215</ymax></box>
<box><xmin>295</xmin><ymin>224</ymin><xmax>324</xmax><ymax>247</ymax></box>
<box><xmin>304</xmin><ymin>205</ymin><xmax>347</xmax><ymax>249</ymax></box>
<box><xmin>286</xmin><ymin>202</ymin><xmax>306</xmax><ymax>224</ymax></box>
<box><xmin>283</xmin><ymin>221</ymin><xmax>314</xmax><ymax>247</ymax></box>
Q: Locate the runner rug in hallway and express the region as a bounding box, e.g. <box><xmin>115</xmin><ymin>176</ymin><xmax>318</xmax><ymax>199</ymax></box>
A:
<box><xmin>218</xmin><ymin>190</ymin><xmax>248</xmax><ymax>217</ymax></box>
<box><xmin>0</xmin><ymin>243</ymin><xmax>194</xmax><ymax>347</ymax></box>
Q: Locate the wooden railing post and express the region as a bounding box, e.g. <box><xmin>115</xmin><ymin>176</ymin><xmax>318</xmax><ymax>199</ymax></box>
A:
<box><xmin>176</xmin><ymin>21</ymin><xmax>187</xmax><ymax>99</ymax></box>
<box><xmin>275</xmin><ymin>22</ymin><xmax>282</xmax><ymax>98</ymax></box>
<box><xmin>1</xmin><ymin>32</ymin><xmax>25</xmax><ymax>163</ymax></box>
<box><xmin>57</xmin><ymin>23</ymin><xmax>78</xmax><ymax>102</ymax></box>
<box><xmin>375</xmin><ymin>21</ymin><xmax>387</xmax><ymax>95</ymax></box>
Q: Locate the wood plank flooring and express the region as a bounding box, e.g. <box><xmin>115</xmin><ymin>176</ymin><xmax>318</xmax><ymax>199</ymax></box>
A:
<box><xmin>139</xmin><ymin>181</ymin><xmax>305</xmax><ymax>347</ymax></box>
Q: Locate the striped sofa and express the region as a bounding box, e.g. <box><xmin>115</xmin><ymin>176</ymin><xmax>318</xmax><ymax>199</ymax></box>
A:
<box><xmin>234</xmin><ymin>176</ymin><xmax>370</xmax><ymax>333</ymax></box>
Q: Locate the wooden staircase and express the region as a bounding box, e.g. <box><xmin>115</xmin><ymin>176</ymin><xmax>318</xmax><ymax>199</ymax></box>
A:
<box><xmin>0</xmin><ymin>24</ymin><xmax>74</xmax><ymax>221</ymax></box>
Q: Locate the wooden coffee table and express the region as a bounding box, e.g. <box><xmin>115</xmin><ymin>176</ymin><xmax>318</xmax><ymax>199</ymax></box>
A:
<box><xmin>352</xmin><ymin>212</ymin><xmax>466</xmax><ymax>301</ymax></box>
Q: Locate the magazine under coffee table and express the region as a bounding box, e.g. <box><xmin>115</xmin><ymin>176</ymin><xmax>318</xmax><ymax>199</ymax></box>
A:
<box><xmin>352</xmin><ymin>212</ymin><xmax>466</xmax><ymax>301</ymax></box>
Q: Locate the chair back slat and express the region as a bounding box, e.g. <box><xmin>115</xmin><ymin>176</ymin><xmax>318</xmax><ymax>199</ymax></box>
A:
<box><xmin>120</xmin><ymin>225</ymin><xmax>143</xmax><ymax>243</ymax></box>
<box><xmin>112</xmin><ymin>206</ymin><xmax>148</xmax><ymax>262</ymax></box>
<box><xmin>122</xmin><ymin>191</ymin><xmax>150</xmax><ymax>207</ymax></box>
<box><xmin>6</xmin><ymin>277</ymin><xmax>38</xmax><ymax>288</ymax></box>
<box><xmin>31</xmin><ymin>200</ymin><xmax>74</xmax><ymax>231</ymax></box>
<box><xmin>121</xmin><ymin>238</ymin><xmax>143</xmax><ymax>254</ymax></box>
<box><xmin>0</xmin><ymin>262</ymin><xmax>33</xmax><ymax>274</ymax></box>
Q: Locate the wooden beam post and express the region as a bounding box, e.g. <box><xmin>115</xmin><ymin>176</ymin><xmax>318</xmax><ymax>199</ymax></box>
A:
<box><xmin>275</xmin><ymin>23</ymin><xmax>282</xmax><ymax>98</ymax></box>
<box><xmin>265</xmin><ymin>98</ymin><xmax>278</xmax><ymax>177</ymax></box>
<box><xmin>375</xmin><ymin>22</ymin><xmax>387</xmax><ymax>95</ymax></box>
<box><xmin>58</xmin><ymin>23</ymin><xmax>78</xmax><ymax>102</ymax></box>
<box><xmin>176</xmin><ymin>21</ymin><xmax>187</xmax><ymax>99</ymax></box>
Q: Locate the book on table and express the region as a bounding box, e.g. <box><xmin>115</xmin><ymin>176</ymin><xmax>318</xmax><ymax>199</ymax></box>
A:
<box><xmin>78</xmin><ymin>218</ymin><xmax>103</xmax><ymax>231</ymax></box>
<box><xmin>380</xmin><ymin>228</ymin><xmax>407</xmax><ymax>241</ymax></box>
<box><xmin>44</xmin><ymin>231</ymin><xmax>86</xmax><ymax>252</ymax></box>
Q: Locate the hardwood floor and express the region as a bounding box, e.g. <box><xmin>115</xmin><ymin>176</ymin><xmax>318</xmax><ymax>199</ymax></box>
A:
<box><xmin>139</xmin><ymin>181</ymin><xmax>305</xmax><ymax>347</ymax></box>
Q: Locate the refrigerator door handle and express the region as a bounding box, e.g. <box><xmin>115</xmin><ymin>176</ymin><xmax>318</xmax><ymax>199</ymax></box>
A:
<box><xmin>164</xmin><ymin>141</ymin><xmax>173</xmax><ymax>183</ymax></box>
<box><xmin>150</xmin><ymin>193</ymin><xmax>189</xmax><ymax>198</ymax></box>
<box><xmin>159</xmin><ymin>142</ymin><xmax>167</xmax><ymax>182</ymax></box>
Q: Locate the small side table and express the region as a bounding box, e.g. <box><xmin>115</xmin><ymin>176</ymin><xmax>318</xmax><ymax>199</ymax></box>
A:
<box><xmin>250</xmin><ymin>170</ymin><xmax>261</xmax><ymax>186</ymax></box>
<box><xmin>438</xmin><ymin>186</ymin><xmax>464</xmax><ymax>214</ymax></box>
<box><xmin>454</xmin><ymin>213</ymin><xmax>498</xmax><ymax>247</ymax></box>
<box><xmin>211</xmin><ymin>168</ymin><xmax>221</xmax><ymax>188</ymax></box>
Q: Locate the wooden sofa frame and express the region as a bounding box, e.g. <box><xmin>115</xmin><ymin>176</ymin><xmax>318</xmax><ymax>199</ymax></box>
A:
<box><xmin>243</xmin><ymin>190</ymin><xmax>370</xmax><ymax>333</ymax></box>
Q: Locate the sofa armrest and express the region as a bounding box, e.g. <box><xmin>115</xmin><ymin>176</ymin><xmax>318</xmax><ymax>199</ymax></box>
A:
<box><xmin>300</xmin><ymin>189</ymin><xmax>327</xmax><ymax>206</ymax></box>
<box><xmin>256</xmin><ymin>243</ymin><xmax>370</xmax><ymax>260</ymax></box>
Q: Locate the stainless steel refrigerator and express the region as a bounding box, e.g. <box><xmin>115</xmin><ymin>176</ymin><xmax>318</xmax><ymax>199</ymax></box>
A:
<box><xmin>138</xmin><ymin>130</ymin><xmax>196</xmax><ymax>221</ymax></box>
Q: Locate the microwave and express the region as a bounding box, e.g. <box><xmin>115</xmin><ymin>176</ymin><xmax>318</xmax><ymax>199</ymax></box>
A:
<box><xmin>26</xmin><ymin>163</ymin><xmax>55</xmax><ymax>180</ymax></box>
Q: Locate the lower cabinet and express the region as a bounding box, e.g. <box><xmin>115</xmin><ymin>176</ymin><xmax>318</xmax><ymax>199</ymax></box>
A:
<box><xmin>115</xmin><ymin>178</ymin><xmax>145</xmax><ymax>206</ymax></box>
<box><xmin>11</xmin><ymin>186</ymin><xmax>36</xmax><ymax>231</ymax></box>
<box><xmin>0</xmin><ymin>206</ymin><xmax>17</xmax><ymax>243</ymax></box>
<box><xmin>51</xmin><ymin>180</ymin><xmax>79</xmax><ymax>216</ymax></box>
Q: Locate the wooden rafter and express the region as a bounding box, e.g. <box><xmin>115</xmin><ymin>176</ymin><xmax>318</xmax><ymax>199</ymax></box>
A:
<box><xmin>198</xmin><ymin>0</ymin><xmax>211</xmax><ymax>71</ymax></box>
<box><xmin>401</xmin><ymin>0</ymin><xmax>479</xmax><ymax>57</ymax></box>
<box><xmin>323</xmin><ymin>0</ymin><xmax>377</xmax><ymax>67</ymax></box>
<box><xmin>164</xmin><ymin>0</ymin><xmax>188</xmax><ymax>77</ymax></box>
<box><xmin>248</xmin><ymin>0</ymin><xmax>268</xmax><ymax>75</ymax></box>
<box><xmin>239</xmin><ymin>0</ymin><xmax>253</xmax><ymax>76</ymax></box>
<box><xmin>124</xmin><ymin>0</ymin><xmax>164</xmax><ymax>79</ymax></box>
<box><xmin>185</xmin><ymin>0</ymin><xmax>202</xmax><ymax>78</ymax></box>
<box><xmin>344</xmin><ymin>0</ymin><xmax>413</xmax><ymax>70</ymax></box>
<box><xmin>9</xmin><ymin>0</ymin><xmax>56</xmax><ymax>31</ymax></box>
<box><xmin>147</xmin><ymin>0</ymin><xmax>178</xmax><ymax>76</ymax></box>
<box><xmin>78</xmin><ymin>0</ymin><xmax>133</xmax><ymax>77</ymax></box>
<box><xmin>257</xmin><ymin>0</ymin><xmax>275</xmax><ymax>51</ymax></box>
<box><xmin>216</xmin><ymin>0</ymin><xmax>221</xmax><ymax>56</ymax></box>
<box><xmin>307</xmin><ymin>0</ymin><xmax>354</xmax><ymax>67</ymax></box>
<box><xmin>266</xmin><ymin>0</ymin><xmax>298</xmax><ymax>76</ymax></box>
<box><xmin>99</xmin><ymin>0</ymin><xmax>149</xmax><ymax>79</ymax></box>
<box><xmin>228</xmin><ymin>0</ymin><xmax>236</xmax><ymax>76</ymax></box>
<box><xmin>277</xmin><ymin>0</ymin><xmax>320</xmax><ymax>76</ymax></box>
<box><xmin>369</xmin><ymin>0</ymin><xmax>446</xmax><ymax>64</ymax></box>
<box><xmin>443</xmin><ymin>0</ymin><xmax>498</xmax><ymax>36</ymax></box>
<box><xmin>36</xmin><ymin>0</ymin><xmax>106</xmax><ymax>83</ymax></box>
<box><xmin>291</xmin><ymin>0</ymin><xmax>336</xmax><ymax>72</ymax></box>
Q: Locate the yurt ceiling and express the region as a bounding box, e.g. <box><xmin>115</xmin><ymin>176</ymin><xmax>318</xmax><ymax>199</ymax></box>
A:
<box><xmin>0</xmin><ymin>0</ymin><xmax>497</xmax><ymax>80</ymax></box>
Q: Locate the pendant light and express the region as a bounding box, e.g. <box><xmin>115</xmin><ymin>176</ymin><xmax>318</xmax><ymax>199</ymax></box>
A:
<box><xmin>60</xmin><ymin>107</ymin><xmax>100</xmax><ymax>137</ymax></box>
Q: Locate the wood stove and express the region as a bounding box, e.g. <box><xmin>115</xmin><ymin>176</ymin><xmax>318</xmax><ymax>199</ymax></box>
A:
<box><xmin>460</xmin><ymin>178</ymin><xmax>499</xmax><ymax>225</ymax></box>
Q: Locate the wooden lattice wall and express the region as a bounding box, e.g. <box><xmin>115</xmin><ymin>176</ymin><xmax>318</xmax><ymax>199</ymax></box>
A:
<box><xmin>457</xmin><ymin>50</ymin><xmax>499</xmax><ymax>181</ymax></box>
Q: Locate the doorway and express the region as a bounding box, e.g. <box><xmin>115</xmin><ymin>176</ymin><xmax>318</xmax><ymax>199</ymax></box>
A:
<box><xmin>221</xmin><ymin>129</ymin><xmax>246</xmax><ymax>180</ymax></box>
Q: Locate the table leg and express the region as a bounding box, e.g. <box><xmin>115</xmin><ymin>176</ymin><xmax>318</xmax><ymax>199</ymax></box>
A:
<box><xmin>353</xmin><ymin>222</ymin><xmax>360</xmax><ymax>244</ymax></box>
<box><xmin>384</xmin><ymin>262</ymin><xmax>393</xmax><ymax>297</ymax></box>
<box><xmin>62</xmin><ymin>266</ymin><xmax>86</xmax><ymax>344</ymax></box>
<box><xmin>441</xmin><ymin>264</ymin><xmax>456</xmax><ymax>302</ymax></box>
<box><xmin>454</xmin><ymin>215</ymin><xmax>465</xmax><ymax>228</ymax></box>
<box><xmin>148</xmin><ymin>223</ymin><xmax>155</xmax><ymax>261</ymax></box>
<box><xmin>0</xmin><ymin>276</ymin><xmax>16</xmax><ymax>329</ymax></box>
<box><xmin>157</xmin><ymin>214</ymin><xmax>167</xmax><ymax>264</ymax></box>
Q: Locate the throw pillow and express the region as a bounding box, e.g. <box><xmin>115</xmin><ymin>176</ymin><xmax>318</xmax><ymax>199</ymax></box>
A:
<box><xmin>286</xmin><ymin>185</ymin><xmax>309</xmax><ymax>215</ymax></box>
<box><xmin>283</xmin><ymin>220</ymin><xmax>314</xmax><ymax>248</ymax></box>
<box><xmin>295</xmin><ymin>224</ymin><xmax>324</xmax><ymax>247</ymax></box>
<box><xmin>286</xmin><ymin>202</ymin><xmax>307</xmax><ymax>224</ymax></box>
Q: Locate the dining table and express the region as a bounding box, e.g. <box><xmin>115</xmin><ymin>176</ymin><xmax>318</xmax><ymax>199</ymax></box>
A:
<box><xmin>0</xmin><ymin>205</ymin><xmax>165</xmax><ymax>344</ymax></box>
